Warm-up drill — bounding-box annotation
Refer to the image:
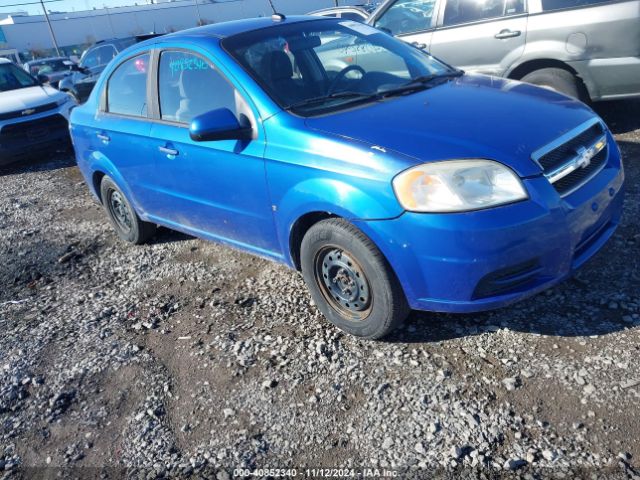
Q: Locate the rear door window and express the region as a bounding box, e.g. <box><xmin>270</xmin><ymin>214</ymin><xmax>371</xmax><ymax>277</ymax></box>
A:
<box><xmin>443</xmin><ymin>0</ymin><xmax>526</xmax><ymax>26</ymax></box>
<box><xmin>374</xmin><ymin>0</ymin><xmax>437</xmax><ymax>35</ymax></box>
<box><xmin>82</xmin><ymin>45</ymin><xmax>117</xmax><ymax>69</ymax></box>
<box><xmin>106</xmin><ymin>53</ymin><xmax>150</xmax><ymax>117</ymax></box>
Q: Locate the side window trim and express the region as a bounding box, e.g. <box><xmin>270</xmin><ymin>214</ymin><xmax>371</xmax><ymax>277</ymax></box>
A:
<box><xmin>101</xmin><ymin>51</ymin><xmax>151</xmax><ymax>119</ymax></box>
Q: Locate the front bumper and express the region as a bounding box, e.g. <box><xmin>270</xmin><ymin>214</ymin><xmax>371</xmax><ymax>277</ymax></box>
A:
<box><xmin>355</xmin><ymin>141</ymin><xmax>625</xmax><ymax>313</ymax></box>
<box><xmin>0</xmin><ymin>100</ymin><xmax>75</xmax><ymax>166</ymax></box>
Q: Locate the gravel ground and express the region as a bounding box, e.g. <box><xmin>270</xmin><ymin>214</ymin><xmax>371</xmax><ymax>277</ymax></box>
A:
<box><xmin>1</xmin><ymin>100</ymin><xmax>639</xmax><ymax>479</ymax></box>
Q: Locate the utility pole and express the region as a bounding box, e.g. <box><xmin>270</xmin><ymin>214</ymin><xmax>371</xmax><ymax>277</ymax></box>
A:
<box><xmin>104</xmin><ymin>4</ymin><xmax>115</xmax><ymax>36</ymax></box>
<box><xmin>39</xmin><ymin>0</ymin><xmax>61</xmax><ymax>56</ymax></box>
<box><xmin>194</xmin><ymin>0</ymin><xmax>203</xmax><ymax>25</ymax></box>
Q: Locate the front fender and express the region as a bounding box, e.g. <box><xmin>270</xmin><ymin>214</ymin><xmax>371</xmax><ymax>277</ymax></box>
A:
<box><xmin>276</xmin><ymin>177</ymin><xmax>403</xmax><ymax>266</ymax></box>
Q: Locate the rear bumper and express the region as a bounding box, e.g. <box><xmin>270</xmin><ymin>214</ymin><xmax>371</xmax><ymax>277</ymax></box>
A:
<box><xmin>570</xmin><ymin>56</ymin><xmax>640</xmax><ymax>101</ymax></box>
<box><xmin>354</xmin><ymin>142</ymin><xmax>625</xmax><ymax>313</ymax></box>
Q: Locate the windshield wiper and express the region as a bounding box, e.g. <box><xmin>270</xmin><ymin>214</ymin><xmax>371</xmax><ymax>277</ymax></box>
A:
<box><xmin>410</xmin><ymin>70</ymin><xmax>464</xmax><ymax>85</ymax></box>
<box><xmin>377</xmin><ymin>70</ymin><xmax>464</xmax><ymax>98</ymax></box>
<box><xmin>285</xmin><ymin>91</ymin><xmax>377</xmax><ymax>111</ymax></box>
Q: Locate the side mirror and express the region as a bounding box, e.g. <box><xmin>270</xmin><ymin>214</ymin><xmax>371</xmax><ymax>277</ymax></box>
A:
<box><xmin>37</xmin><ymin>74</ymin><xmax>50</xmax><ymax>84</ymax></box>
<box><xmin>189</xmin><ymin>108</ymin><xmax>252</xmax><ymax>142</ymax></box>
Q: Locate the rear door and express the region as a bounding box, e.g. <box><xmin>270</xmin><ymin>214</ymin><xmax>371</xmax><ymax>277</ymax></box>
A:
<box><xmin>371</xmin><ymin>0</ymin><xmax>439</xmax><ymax>49</ymax></box>
<box><xmin>91</xmin><ymin>51</ymin><xmax>156</xmax><ymax>213</ymax></box>
<box><xmin>429</xmin><ymin>0</ymin><xmax>527</xmax><ymax>75</ymax></box>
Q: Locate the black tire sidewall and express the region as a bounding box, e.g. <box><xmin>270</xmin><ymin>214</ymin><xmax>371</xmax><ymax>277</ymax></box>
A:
<box><xmin>100</xmin><ymin>177</ymin><xmax>143</xmax><ymax>244</ymax></box>
<box><xmin>300</xmin><ymin>219</ymin><xmax>408</xmax><ymax>339</ymax></box>
<box><xmin>521</xmin><ymin>68</ymin><xmax>584</xmax><ymax>101</ymax></box>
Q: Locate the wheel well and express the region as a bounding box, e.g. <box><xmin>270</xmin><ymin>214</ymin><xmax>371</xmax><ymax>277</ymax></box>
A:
<box><xmin>289</xmin><ymin>211</ymin><xmax>337</xmax><ymax>270</ymax></box>
<box><xmin>508</xmin><ymin>59</ymin><xmax>578</xmax><ymax>81</ymax></box>
<box><xmin>92</xmin><ymin>171</ymin><xmax>106</xmax><ymax>203</ymax></box>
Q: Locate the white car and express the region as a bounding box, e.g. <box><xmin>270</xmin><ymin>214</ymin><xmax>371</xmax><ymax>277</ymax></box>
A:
<box><xmin>0</xmin><ymin>58</ymin><xmax>76</xmax><ymax>166</ymax></box>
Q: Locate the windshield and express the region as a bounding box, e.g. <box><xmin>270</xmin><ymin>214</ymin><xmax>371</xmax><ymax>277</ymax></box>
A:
<box><xmin>28</xmin><ymin>59</ymin><xmax>68</xmax><ymax>76</ymax></box>
<box><xmin>223</xmin><ymin>19</ymin><xmax>455</xmax><ymax>115</ymax></box>
<box><xmin>0</xmin><ymin>63</ymin><xmax>38</xmax><ymax>92</ymax></box>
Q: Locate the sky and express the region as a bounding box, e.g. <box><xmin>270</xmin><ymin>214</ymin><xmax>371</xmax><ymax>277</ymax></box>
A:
<box><xmin>0</xmin><ymin>0</ymin><xmax>223</xmax><ymax>15</ymax></box>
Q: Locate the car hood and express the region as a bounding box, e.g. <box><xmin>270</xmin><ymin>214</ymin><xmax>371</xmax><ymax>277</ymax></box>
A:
<box><xmin>45</xmin><ymin>71</ymin><xmax>71</xmax><ymax>82</ymax></box>
<box><xmin>304</xmin><ymin>75</ymin><xmax>599</xmax><ymax>177</ymax></box>
<box><xmin>0</xmin><ymin>85</ymin><xmax>63</xmax><ymax>112</ymax></box>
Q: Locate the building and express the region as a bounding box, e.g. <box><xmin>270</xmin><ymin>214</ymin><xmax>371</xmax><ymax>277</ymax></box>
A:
<box><xmin>0</xmin><ymin>0</ymin><xmax>358</xmax><ymax>58</ymax></box>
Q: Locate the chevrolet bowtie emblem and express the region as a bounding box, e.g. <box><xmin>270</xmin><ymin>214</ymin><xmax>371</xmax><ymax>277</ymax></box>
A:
<box><xmin>575</xmin><ymin>145</ymin><xmax>596</xmax><ymax>169</ymax></box>
<box><xmin>21</xmin><ymin>108</ymin><xmax>36</xmax><ymax>116</ymax></box>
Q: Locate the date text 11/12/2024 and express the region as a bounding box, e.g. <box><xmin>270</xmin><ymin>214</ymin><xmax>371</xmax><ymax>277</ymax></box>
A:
<box><xmin>232</xmin><ymin>468</ymin><xmax>399</xmax><ymax>477</ymax></box>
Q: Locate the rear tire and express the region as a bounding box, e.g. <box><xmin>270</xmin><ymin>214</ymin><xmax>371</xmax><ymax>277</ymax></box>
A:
<box><xmin>521</xmin><ymin>68</ymin><xmax>588</xmax><ymax>102</ymax></box>
<box><xmin>300</xmin><ymin>218</ymin><xmax>409</xmax><ymax>340</ymax></box>
<box><xmin>100</xmin><ymin>176</ymin><xmax>156</xmax><ymax>244</ymax></box>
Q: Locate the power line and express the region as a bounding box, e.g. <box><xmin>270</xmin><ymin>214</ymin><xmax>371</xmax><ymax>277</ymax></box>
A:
<box><xmin>0</xmin><ymin>0</ymin><xmax>65</xmax><ymax>8</ymax></box>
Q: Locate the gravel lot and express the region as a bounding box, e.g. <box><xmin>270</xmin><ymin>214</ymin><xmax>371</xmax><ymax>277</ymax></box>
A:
<box><xmin>1</xmin><ymin>100</ymin><xmax>639</xmax><ymax>479</ymax></box>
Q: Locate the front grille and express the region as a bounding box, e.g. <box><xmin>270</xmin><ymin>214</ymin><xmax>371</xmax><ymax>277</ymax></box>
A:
<box><xmin>537</xmin><ymin>123</ymin><xmax>604</xmax><ymax>171</ymax></box>
<box><xmin>551</xmin><ymin>148</ymin><xmax>607</xmax><ymax>196</ymax></box>
<box><xmin>473</xmin><ymin>259</ymin><xmax>542</xmax><ymax>300</ymax></box>
<box><xmin>0</xmin><ymin>114</ymin><xmax>68</xmax><ymax>143</ymax></box>
<box><xmin>0</xmin><ymin>101</ymin><xmax>58</xmax><ymax>121</ymax></box>
<box><xmin>532</xmin><ymin>120</ymin><xmax>609</xmax><ymax>197</ymax></box>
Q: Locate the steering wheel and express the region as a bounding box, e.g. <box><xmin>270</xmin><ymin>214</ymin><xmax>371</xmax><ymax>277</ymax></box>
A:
<box><xmin>327</xmin><ymin>65</ymin><xmax>366</xmax><ymax>95</ymax></box>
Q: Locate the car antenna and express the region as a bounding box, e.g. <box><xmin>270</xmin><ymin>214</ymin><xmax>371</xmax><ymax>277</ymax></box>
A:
<box><xmin>267</xmin><ymin>0</ymin><xmax>286</xmax><ymax>21</ymax></box>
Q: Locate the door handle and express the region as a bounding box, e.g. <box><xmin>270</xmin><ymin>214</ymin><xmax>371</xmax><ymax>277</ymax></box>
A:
<box><xmin>96</xmin><ymin>133</ymin><xmax>110</xmax><ymax>143</ymax></box>
<box><xmin>411</xmin><ymin>41</ymin><xmax>427</xmax><ymax>50</ymax></box>
<box><xmin>494</xmin><ymin>29</ymin><xmax>521</xmax><ymax>39</ymax></box>
<box><xmin>159</xmin><ymin>146</ymin><xmax>179</xmax><ymax>156</ymax></box>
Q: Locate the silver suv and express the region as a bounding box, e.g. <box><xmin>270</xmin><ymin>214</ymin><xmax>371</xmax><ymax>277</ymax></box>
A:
<box><xmin>368</xmin><ymin>0</ymin><xmax>640</xmax><ymax>102</ymax></box>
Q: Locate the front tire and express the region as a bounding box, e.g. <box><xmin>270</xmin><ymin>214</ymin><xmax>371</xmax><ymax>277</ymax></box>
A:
<box><xmin>300</xmin><ymin>218</ymin><xmax>409</xmax><ymax>339</ymax></box>
<box><xmin>100</xmin><ymin>176</ymin><xmax>156</xmax><ymax>244</ymax></box>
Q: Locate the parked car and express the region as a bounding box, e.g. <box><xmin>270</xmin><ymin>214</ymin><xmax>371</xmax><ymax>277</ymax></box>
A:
<box><xmin>0</xmin><ymin>59</ymin><xmax>75</xmax><ymax>166</ymax></box>
<box><xmin>23</xmin><ymin>57</ymin><xmax>74</xmax><ymax>89</ymax></box>
<box><xmin>308</xmin><ymin>4</ymin><xmax>378</xmax><ymax>21</ymax></box>
<box><xmin>70</xmin><ymin>17</ymin><xmax>624</xmax><ymax>339</ymax></box>
<box><xmin>59</xmin><ymin>34</ymin><xmax>161</xmax><ymax>103</ymax></box>
<box><xmin>368</xmin><ymin>0</ymin><xmax>640</xmax><ymax>102</ymax></box>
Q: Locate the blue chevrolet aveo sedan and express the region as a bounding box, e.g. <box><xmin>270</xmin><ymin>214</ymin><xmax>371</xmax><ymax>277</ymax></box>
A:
<box><xmin>70</xmin><ymin>16</ymin><xmax>624</xmax><ymax>339</ymax></box>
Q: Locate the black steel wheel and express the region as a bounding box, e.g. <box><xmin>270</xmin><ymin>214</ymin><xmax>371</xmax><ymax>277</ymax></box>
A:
<box><xmin>107</xmin><ymin>189</ymin><xmax>133</xmax><ymax>234</ymax></box>
<box><xmin>315</xmin><ymin>246</ymin><xmax>372</xmax><ymax>320</ymax></box>
<box><xmin>301</xmin><ymin>218</ymin><xmax>409</xmax><ymax>339</ymax></box>
<box><xmin>100</xmin><ymin>176</ymin><xmax>156</xmax><ymax>244</ymax></box>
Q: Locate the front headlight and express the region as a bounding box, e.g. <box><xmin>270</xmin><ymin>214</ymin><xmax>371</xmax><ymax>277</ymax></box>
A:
<box><xmin>393</xmin><ymin>159</ymin><xmax>528</xmax><ymax>213</ymax></box>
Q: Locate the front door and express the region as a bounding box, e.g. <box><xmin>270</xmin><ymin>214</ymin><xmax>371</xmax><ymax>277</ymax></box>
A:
<box><xmin>148</xmin><ymin>49</ymin><xmax>279</xmax><ymax>255</ymax></box>
<box><xmin>429</xmin><ymin>0</ymin><xmax>527</xmax><ymax>75</ymax></box>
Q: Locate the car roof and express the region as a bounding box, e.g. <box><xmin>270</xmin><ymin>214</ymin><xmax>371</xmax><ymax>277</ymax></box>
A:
<box><xmin>158</xmin><ymin>15</ymin><xmax>325</xmax><ymax>42</ymax></box>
